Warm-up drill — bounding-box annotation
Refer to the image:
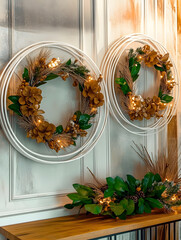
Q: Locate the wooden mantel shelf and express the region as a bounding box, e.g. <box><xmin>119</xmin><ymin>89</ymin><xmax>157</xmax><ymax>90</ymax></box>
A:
<box><xmin>1</xmin><ymin>209</ymin><xmax>181</xmax><ymax>240</ymax></box>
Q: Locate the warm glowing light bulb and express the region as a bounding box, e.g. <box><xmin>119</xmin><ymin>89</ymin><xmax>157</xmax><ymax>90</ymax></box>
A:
<box><xmin>171</xmin><ymin>194</ymin><xmax>177</xmax><ymax>201</ymax></box>
<box><xmin>48</xmin><ymin>58</ymin><xmax>60</xmax><ymax>68</ymax></box>
<box><xmin>37</xmin><ymin>119</ymin><xmax>42</xmax><ymax>123</ymax></box>
<box><xmin>57</xmin><ymin>140</ymin><xmax>61</xmax><ymax>143</ymax></box>
<box><xmin>87</xmin><ymin>76</ymin><xmax>93</xmax><ymax>82</ymax></box>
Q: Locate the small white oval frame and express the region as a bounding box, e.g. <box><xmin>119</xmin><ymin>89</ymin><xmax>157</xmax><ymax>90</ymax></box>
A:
<box><xmin>101</xmin><ymin>33</ymin><xmax>179</xmax><ymax>136</ymax></box>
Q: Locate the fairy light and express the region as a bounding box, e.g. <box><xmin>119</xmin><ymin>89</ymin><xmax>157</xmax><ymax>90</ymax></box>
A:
<box><xmin>87</xmin><ymin>76</ymin><xmax>93</xmax><ymax>82</ymax></box>
<box><xmin>171</xmin><ymin>194</ymin><xmax>177</xmax><ymax>201</ymax></box>
<box><xmin>138</xmin><ymin>55</ymin><xmax>142</xmax><ymax>60</ymax></box>
<box><xmin>36</xmin><ymin>119</ymin><xmax>42</xmax><ymax>126</ymax></box>
<box><xmin>48</xmin><ymin>57</ymin><xmax>60</xmax><ymax>68</ymax></box>
<box><xmin>56</xmin><ymin>139</ymin><xmax>64</xmax><ymax>149</ymax></box>
<box><xmin>91</xmin><ymin>107</ymin><xmax>97</xmax><ymax>114</ymax></box>
<box><xmin>98</xmin><ymin>197</ymin><xmax>112</xmax><ymax>205</ymax></box>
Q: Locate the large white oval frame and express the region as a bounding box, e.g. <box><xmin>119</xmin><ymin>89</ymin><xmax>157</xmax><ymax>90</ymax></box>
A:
<box><xmin>0</xmin><ymin>42</ymin><xmax>108</xmax><ymax>164</ymax></box>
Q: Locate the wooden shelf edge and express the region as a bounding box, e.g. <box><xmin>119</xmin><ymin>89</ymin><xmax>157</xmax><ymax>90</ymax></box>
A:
<box><xmin>1</xmin><ymin>209</ymin><xmax>181</xmax><ymax>240</ymax></box>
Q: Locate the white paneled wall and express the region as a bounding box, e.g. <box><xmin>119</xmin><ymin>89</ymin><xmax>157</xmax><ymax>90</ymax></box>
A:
<box><xmin>0</xmin><ymin>0</ymin><xmax>179</xmax><ymax>239</ymax></box>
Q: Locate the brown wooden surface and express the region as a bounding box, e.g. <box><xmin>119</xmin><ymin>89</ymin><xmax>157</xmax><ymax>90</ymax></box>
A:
<box><xmin>1</xmin><ymin>210</ymin><xmax>181</xmax><ymax>240</ymax></box>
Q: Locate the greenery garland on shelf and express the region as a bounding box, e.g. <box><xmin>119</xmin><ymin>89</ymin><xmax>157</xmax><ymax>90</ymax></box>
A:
<box><xmin>115</xmin><ymin>45</ymin><xmax>175</xmax><ymax>121</ymax></box>
<box><xmin>64</xmin><ymin>172</ymin><xmax>181</xmax><ymax>220</ymax></box>
<box><xmin>7</xmin><ymin>50</ymin><xmax>104</xmax><ymax>152</ymax></box>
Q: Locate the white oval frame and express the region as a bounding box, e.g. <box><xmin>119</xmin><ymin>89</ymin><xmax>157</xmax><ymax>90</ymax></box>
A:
<box><xmin>101</xmin><ymin>33</ymin><xmax>179</xmax><ymax>135</ymax></box>
<box><xmin>0</xmin><ymin>42</ymin><xmax>108</xmax><ymax>164</ymax></box>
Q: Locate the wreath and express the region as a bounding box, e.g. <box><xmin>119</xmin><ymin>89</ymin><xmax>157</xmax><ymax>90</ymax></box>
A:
<box><xmin>115</xmin><ymin>45</ymin><xmax>175</xmax><ymax>121</ymax></box>
<box><xmin>8</xmin><ymin>50</ymin><xmax>104</xmax><ymax>152</ymax></box>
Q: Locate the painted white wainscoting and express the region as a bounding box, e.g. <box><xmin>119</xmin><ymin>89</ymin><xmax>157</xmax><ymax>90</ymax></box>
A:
<box><xmin>0</xmin><ymin>0</ymin><xmax>180</xmax><ymax>240</ymax></box>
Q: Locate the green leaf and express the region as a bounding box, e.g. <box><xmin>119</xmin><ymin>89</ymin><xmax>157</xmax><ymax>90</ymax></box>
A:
<box><xmin>138</xmin><ymin>198</ymin><xmax>145</xmax><ymax>214</ymax></box>
<box><xmin>56</xmin><ymin>125</ymin><xmax>63</xmax><ymax>134</ymax></box>
<box><xmin>79</xmin><ymin>114</ymin><xmax>91</xmax><ymax>125</ymax></box>
<box><xmin>128</xmin><ymin>49</ymin><xmax>135</xmax><ymax>59</ymax></box>
<box><xmin>22</xmin><ymin>68</ymin><xmax>29</xmax><ymax>82</ymax></box>
<box><xmin>136</xmin><ymin>47</ymin><xmax>145</xmax><ymax>55</ymax></box>
<box><xmin>85</xmin><ymin>204</ymin><xmax>102</xmax><ymax>214</ymax></box>
<box><xmin>79</xmin><ymin>199</ymin><xmax>92</xmax><ymax>204</ymax></box>
<box><xmin>106</xmin><ymin>177</ymin><xmax>115</xmax><ymax>188</ymax></box>
<box><xmin>8</xmin><ymin>96</ymin><xmax>20</xmax><ymax>105</ymax></box>
<box><xmin>73</xmin><ymin>184</ymin><xmax>94</xmax><ymax>197</ymax></box>
<box><xmin>158</xmin><ymin>89</ymin><xmax>162</xmax><ymax>98</ymax></box>
<box><xmin>110</xmin><ymin>203</ymin><xmax>125</xmax><ymax>216</ymax></box>
<box><xmin>144</xmin><ymin>201</ymin><xmax>152</xmax><ymax>213</ymax></box>
<box><xmin>154</xmin><ymin>64</ymin><xmax>165</xmax><ymax>72</ymax></box>
<box><xmin>132</xmin><ymin>74</ymin><xmax>139</xmax><ymax>82</ymax></box>
<box><xmin>142</xmin><ymin>172</ymin><xmax>155</xmax><ymax>193</ymax></box>
<box><xmin>46</xmin><ymin>73</ymin><xmax>59</xmax><ymax>81</ymax></box>
<box><xmin>74</xmin><ymin>65</ymin><xmax>90</xmax><ymax>77</ymax></box>
<box><xmin>104</xmin><ymin>188</ymin><xmax>114</xmax><ymax>198</ymax></box>
<box><xmin>127</xmin><ymin>175</ymin><xmax>136</xmax><ymax>185</ymax></box>
<box><xmin>102</xmin><ymin>211</ymin><xmax>116</xmax><ymax>218</ymax></box>
<box><xmin>135</xmin><ymin>179</ymin><xmax>141</xmax><ymax>186</ymax></box>
<box><xmin>130</xmin><ymin>63</ymin><xmax>141</xmax><ymax>81</ymax></box>
<box><xmin>115</xmin><ymin>77</ymin><xmax>131</xmax><ymax>95</ymax></box>
<box><xmin>138</xmin><ymin>198</ymin><xmax>144</xmax><ymax>207</ymax></box>
<box><xmin>114</xmin><ymin>176</ymin><xmax>128</xmax><ymax>192</ymax></box>
<box><xmin>154</xmin><ymin>173</ymin><xmax>162</xmax><ymax>182</ymax></box>
<box><xmin>160</xmin><ymin>94</ymin><xmax>173</xmax><ymax>103</ymax></box>
<box><xmin>126</xmin><ymin>199</ymin><xmax>135</xmax><ymax>215</ymax></box>
<box><xmin>64</xmin><ymin>204</ymin><xmax>75</xmax><ymax>209</ymax></box>
<box><xmin>127</xmin><ymin>175</ymin><xmax>137</xmax><ymax>194</ymax></box>
<box><xmin>118</xmin><ymin>211</ymin><xmax>127</xmax><ymax>220</ymax></box>
<box><xmin>79</xmin><ymin>123</ymin><xmax>92</xmax><ymax>130</ymax></box>
<box><xmin>120</xmin><ymin>198</ymin><xmax>128</xmax><ymax>209</ymax></box>
<box><xmin>129</xmin><ymin>57</ymin><xmax>134</xmax><ymax>68</ymax></box>
<box><xmin>145</xmin><ymin>198</ymin><xmax>163</xmax><ymax>209</ymax></box>
<box><xmin>8</xmin><ymin>104</ymin><xmax>21</xmax><ymax>116</ymax></box>
<box><xmin>79</xmin><ymin>83</ymin><xmax>84</xmax><ymax>92</ymax></box>
<box><xmin>66</xmin><ymin>59</ymin><xmax>71</xmax><ymax>66</ymax></box>
<box><xmin>67</xmin><ymin>193</ymin><xmax>89</xmax><ymax>201</ymax></box>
